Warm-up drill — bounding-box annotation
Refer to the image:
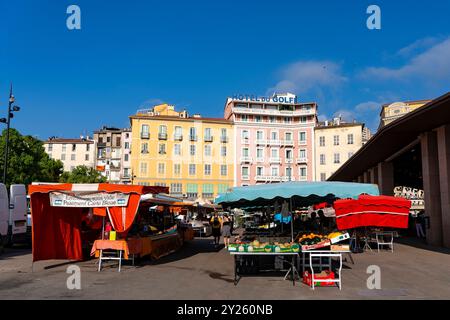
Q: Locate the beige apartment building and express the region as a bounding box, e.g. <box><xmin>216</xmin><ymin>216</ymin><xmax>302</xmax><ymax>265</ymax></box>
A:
<box><xmin>93</xmin><ymin>127</ymin><xmax>132</xmax><ymax>184</ymax></box>
<box><xmin>314</xmin><ymin>118</ymin><xmax>367</xmax><ymax>181</ymax></box>
<box><xmin>379</xmin><ymin>99</ymin><xmax>432</xmax><ymax>129</ymax></box>
<box><xmin>44</xmin><ymin>137</ymin><xmax>96</xmax><ymax>172</ymax></box>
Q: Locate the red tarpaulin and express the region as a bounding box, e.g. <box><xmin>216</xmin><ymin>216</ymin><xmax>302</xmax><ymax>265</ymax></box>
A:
<box><xmin>333</xmin><ymin>195</ymin><xmax>411</xmax><ymax>230</ymax></box>
<box><xmin>29</xmin><ymin>183</ymin><xmax>168</xmax><ymax>262</ymax></box>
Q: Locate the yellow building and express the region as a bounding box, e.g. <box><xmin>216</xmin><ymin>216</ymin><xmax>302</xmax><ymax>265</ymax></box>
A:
<box><xmin>379</xmin><ymin>99</ymin><xmax>432</xmax><ymax>128</ymax></box>
<box><xmin>130</xmin><ymin>104</ymin><xmax>234</xmax><ymax>200</ymax></box>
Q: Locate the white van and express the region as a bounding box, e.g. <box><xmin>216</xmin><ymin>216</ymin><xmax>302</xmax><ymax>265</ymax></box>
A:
<box><xmin>0</xmin><ymin>184</ymin><xmax>30</xmax><ymax>250</ymax></box>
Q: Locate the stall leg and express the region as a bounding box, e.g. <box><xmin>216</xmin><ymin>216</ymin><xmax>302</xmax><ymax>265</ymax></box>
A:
<box><xmin>118</xmin><ymin>250</ymin><xmax>122</xmax><ymax>272</ymax></box>
<box><xmin>98</xmin><ymin>250</ymin><xmax>103</xmax><ymax>272</ymax></box>
<box><xmin>292</xmin><ymin>255</ymin><xmax>295</xmax><ymax>286</ymax></box>
<box><xmin>234</xmin><ymin>255</ymin><xmax>238</xmax><ymax>286</ymax></box>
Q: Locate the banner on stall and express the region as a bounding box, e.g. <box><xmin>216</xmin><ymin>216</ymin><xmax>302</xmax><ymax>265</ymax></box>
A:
<box><xmin>49</xmin><ymin>192</ymin><xmax>130</xmax><ymax>207</ymax></box>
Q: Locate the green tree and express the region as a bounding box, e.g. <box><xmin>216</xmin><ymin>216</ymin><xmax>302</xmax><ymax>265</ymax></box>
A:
<box><xmin>59</xmin><ymin>165</ymin><xmax>107</xmax><ymax>183</ymax></box>
<box><xmin>0</xmin><ymin>128</ymin><xmax>64</xmax><ymax>187</ymax></box>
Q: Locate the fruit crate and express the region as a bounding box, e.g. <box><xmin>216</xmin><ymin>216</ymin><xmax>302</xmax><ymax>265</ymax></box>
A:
<box><xmin>329</xmin><ymin>233</ymin><xmax>350</xmax><ymax>244</ymax></box>
<box><xmin>301</xmin><ymin>240</ymin><xmax>331</xmax><ymax>251</ymax></box>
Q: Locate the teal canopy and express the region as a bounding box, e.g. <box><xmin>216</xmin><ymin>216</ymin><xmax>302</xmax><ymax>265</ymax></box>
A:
<box><xmin>215</xmin><ymin>181</ymin><xmax>379</xmax><ymax>208</ymax></box>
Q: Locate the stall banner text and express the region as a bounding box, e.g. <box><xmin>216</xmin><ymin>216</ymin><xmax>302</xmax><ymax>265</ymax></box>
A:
<box><xmin>50</xmin><ymin>192</ymin><xmax>130</xmax><ymax>207</ymax></box>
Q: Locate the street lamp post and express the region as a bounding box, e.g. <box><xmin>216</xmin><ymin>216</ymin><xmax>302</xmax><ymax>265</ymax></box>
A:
<box><xmin>1</xmin><ymin>84</ymin><xmax>20</xmax><ymax>184</ymax></box>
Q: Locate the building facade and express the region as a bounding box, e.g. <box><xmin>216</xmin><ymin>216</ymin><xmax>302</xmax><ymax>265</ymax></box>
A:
<box><xmin>44</xmin><ymin>137</ymin><xmax>96</xmax><ymax>172</ymax></box>
<box><xmin>314</xmin><ymin>117</ymin><xmax>365</xmax><ymax>181</ymax></box>
<box><xmin>130</xmin><ymin>104</ymin><xmax>234</xmax><ymax>200</ymax></box>
<box><xmin>224</xmin><ymin>93</ymin><xmax>317</xmax><ymax>186</ymax></box>
<box><xmin>379</xmin><ymin>99</ymin><xmax>431</xmax><ymax>129</ymax></box>
<box><xmin>93</xmin><ymin>127</ymin><xmax>132</xmax><ymax>184</ymax></box>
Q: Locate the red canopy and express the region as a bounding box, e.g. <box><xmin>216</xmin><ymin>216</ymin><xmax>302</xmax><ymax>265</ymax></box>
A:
<box><xmin>333</xmin><ymin>195</ymin><xmax>411</xmax><ymax>230</ymax></box>
<box><xmin>29</xmin><ymin>183</ymin><xmax>168</xmax><ymax>262</ymax></box>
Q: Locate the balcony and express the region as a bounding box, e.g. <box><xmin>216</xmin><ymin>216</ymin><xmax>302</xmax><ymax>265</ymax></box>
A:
<box><xmin>240</xmin><ymin>156</ymin><xmax>253</xmax><ymax>163</ymax></box>
<box><xmin>268</xmin><ymin>140</ymin><xmax>281</xmax><ymax>146</ymax></box>
<box><xmin>282</xmin><ymin>140</ymin><xmax>294</xmax><ymax>147</ymax></box>
<box><xmin>256</xmin><ymin>139</ymin><xmax>267</xmax><ymax>145</ymax></box>
<box><xmin>269</xmin><ymin>157</ymin><xmax>281</xmax><ymax>164</ymax></box>
<box><xmin>232</xmin><ymin>107</ymin><xmax>316</xmax><ymax>116</ymax></box>
<box><xmin>204</xmin><ymin>136</ymin><xmax>214</xmax><ymax>142</ymax></box>
<box><xmin>189</xmin><ymin>135</ymin><xmax>198</xmax><ymax>142</ymax></box>
<box><xmin>110</xmin><ymin>164</ymin><xmax>121</xmax><ymax>171</ymax></box>
<box><xmin>296</xmin><ymin>157</ymin><xmax>308</xmax><ymax>164</ymax></box>
<box><xmin>158</xmin><ymin>133</ymin><xmax>168</xmax><ymax>140</ymax></box>
<box><xmin>256</xmin><ymin>157</ymin><xmax>265</xmax><ymax>163</ymax></box>
<box><xmin>241</xmin><ymin>138</ymin><xmax>250</xmax><ymax>145</ymax></box>
<box><xmin>285</xmin><ymin>158</ymin><xmax>294</xmax><ymax>164</ymax></box>
<box><xmin>298</xmin><ymin>140</ymin><xmax>307</xmax><ymax>145</ymax></box>
<box><xmin>241</xmin><ymin>175</ymin><xmax>250</xmax><ymax>181</ymax></box>
<box><xmin>174</xmin><ymin>134</ymin><xmax>183</xmax><ymax>141</ymax></box>
<box><xmin>141</xmin><ymin>132</ymin><xmax>150</xmax><ymax>139</ymax></box>
<box><xmin>220</xmin><ymin>136</ymin><xmax>228</xmax><ymax>143</ymax></box>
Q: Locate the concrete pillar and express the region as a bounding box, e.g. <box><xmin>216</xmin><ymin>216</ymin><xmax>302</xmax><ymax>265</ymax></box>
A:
<box><xmin>369</xmin><ymin>167</ymin><xmax>378</xmax><ymax>185</ymax></box>
<box><xmin>377</xmin><ymin>162</ymin><xmax>394</xmax><ymax>195</ymax></box>
<box><xmin>357</xmin><ymin>175</ymin><xmax>363</xmax><ymax>183</ymax></box>
<box><xmin>363</xmin><ymin>171</ymin><xmax>369</xmax><ymax>183</ymax></box>
<box><xmin>421</xmin><ymin>131</ymin><xmax>443</xmax><ymax>247</ymax></box>
<box><xmin>437</xmin><ymin>125</ymin><xmax>450</xmax><ymax>248</ymax></box>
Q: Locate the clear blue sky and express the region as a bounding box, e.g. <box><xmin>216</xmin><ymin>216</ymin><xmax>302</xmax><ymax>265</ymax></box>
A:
<box><xmin>1</xmin><ymin>0</ymin><xmax>449</xmax><ymax>139</ymax></box>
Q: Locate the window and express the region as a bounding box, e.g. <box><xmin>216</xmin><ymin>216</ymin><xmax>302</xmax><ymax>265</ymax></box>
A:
<box><xmin>271</xmin><ymin>148</ymin><xmax>279</xmax><ymax>158</ymax></box>
<box><xmin>221</xmin><ymin>128</ymin><xmax>227</xmax><ymax>138</ymax></box>
<box><xmin>71</xmin><ymin>154</ymin><xmax>76</xmax><ymax>161</ymax></box>
<box><xmin>159</xmin><ymin>125</ymin><xmax>167</xmax><ymax>134</ymax></box>
<box><xmin>62</xmin><ymin>144</ymin><xmax>67</xmax><ymax>152</ymax></box>
<box><xmin>158</xmin><ymin>163</ymin><xmax>165</xmax><ymax>174</ymax></box>
<box><xmin>320</xmin><ymin>154</ymin><xmax>326</xmax><ymax>165</ymax></box>
<box><xmin>158</xmin><ymin>144</ymin><xmax>166</xmax><ymax>154</ymax></box>
<box><xmin>299</xmin><ymin>149</ymin><xmax>306</xmax><ymax>159</ymax></box>
<box><xmin>140</xmin><ymin>162</ymin><xmax>147</xmax><ymax>175</ymax></box>
<box><xmin>186</xmin><ymin>184</ymin><xmax>198</xmax><ymax>198</ymax></box>
<box><xmin>204</xmin><ymin>145</ymin><xmax>212</xmax><ymax>156</ymax></box>
<box><xmin>347</xmin><ymin>134</ymin><xmax>354</xmax><ymax>145</ymax></box>
<box><xmin>85</xmin><ymin>154</ymin><xmax>89</xmax><ymax>161</ymax></box>
<box><xmin>241</xmin><ymin>115</ymin><xmax>248</xmax><ymax>122</ymax></box>
<box><xmin>270</xmin><ymin>116</ymin><xmax>276</xmax><ymax>123</ymax></box>
<box><xmin>285</xmin><ymin>132</ymin><xmax>293</xmax><ymax>142</ymax></box>
<box><xmin>320</xmin><ymin>173</ymin><xmax>327</xmax><ymax>181</ymax></box>
<box><xmin>218</xmin><ymin>184</ymin><xmax>229</xmax><ymax>194</ymax></box>
<box><xmin>271</xmin><ymin>131</ymin><xmax>278</xmax><ymax>140</ymax></box>
<box><xmin>86</xmin><ymin>144</ymin><xmax>90</xmax><ymax>152</ymax></box>
<box><xmin>189</xmin><ymin>127</ymin><xmax>197</xmax><ymax>141</ymax></box>
<box><xmin>257</xmin><ymin>148</ymin><xmax>263</xmax><ymax>159</ymax></box>
<box><xmin>72</xmin><ymin>144</ymin><xmax>76</xmax><ymax>152</ymax></box>
<box><xmin>242</xmin><ymin>148</ymin><xmax>249</xmax><ymax>157</ymax></box>
<box><xmin>190</xmin><ymin>145</ymin><xmax>196</xmax><ymax>156</ymax></box>
<box><xmin>125</xmin><ymin>133</ymin><xmax>130</xmax><ymax>139</ymax></box>
<box><xmin>141</xmin><ymin>125</ymin><xmax>149</xmax><ymax>138</ymax></box>
<box><xmin>285</xmin><ymin>149</ymin><xmax>293</xmax><ymax>160</ymax></box>
<box><xmin>256</xmin><ymin>167</ymin><xmax>264</xmax><ymax>176</ymax></box>
<box><xmin>204</xmin><ymin>164</ymin><xmax>211</xmax><ymax>175</ymax></box>
<box><xmin>170</xmin><ymin>183</ymin><xmax>182</xmax><ymax>194</ymax></box>
<box><xmin>124</xmin><ymin>154</ymin><xmax>129</xmax><ymax>162</ymax></box>
<box><xmin>286</xmin><ymin>167</ymin><xmax>292</xmax><ymax>178</ymax></box>
<box><xmin>174</xmin><ymin>126</ymin><xmax>183</xmax><ymax>140</ymax></box>
<box><xmin>116</xmin><ymin>137</ymin><xmax>121</xmax><ymax>146</ymax></box>
<box><xmin>255</xmin><ymin>115</ymin><xmax>262</xmax><ymax>122</ymax></box>
<box><xmin>300</xmin><ymin>116</ymin><xmax>307</xmax><ymax>123</ymax></box>
<box><xmin>189</xmin><ymin>164</ymin><xmax>196</xmax><ymax>175</ymax></box>
<box><xmin>61</xmin><ymin>154</ymin><xmax>66</xmax><ymax>161</ymax></box>
<box><xmin>123</xmin><ymin>168</ymin><xmax>130</xmax><ymax>177</ymax></box>
<box><xmin>220</xmin><ymin>165</ymin><xmax>227</xmax><ymax>176</ymax></box>
<box><xmin>242</xmin><ymin>130</ymin><xmax>249</xmax><ymax>140</ymax></box>
<box><xmin>333</xmin><ymin>135</ymin><xmax>340</xmax><ymax>146</ymax></box>
<box><xmin>174</xmin><ymin>144</ymin><xmax>181</xmax><ymax>156</ymax></box>
<box><xmin>271</xmin><ymin>167</ymin><xmax>279</xmax><ymax>176</ymax></box>
<box><xmin>124</xmin><ymin>142</ymin><xmax>130</xmax><ymax>149</ymax></box>
<box><xmin>141</xmin><ymin>143</ymin><xmax>148</xmax><ymax>154</ymax></box>
<box><xmin>48</xmin><ymin>144</ymin><xmax>53</xmax><ymax>152</ymax></box>
<box><xmin>202</xmin><ymin>184</ymin><xmax>214</xmax><ymax>199</ymax></box>
<box><xmin>256</xmin><ymin>130</ymin><xmax>264</xmax><ymax>140</ymax></box>
<box><xmin>319</xmin><ymin>136</ymin><xmax>325</xmax><ymax>147</ymax></box>
<box><xmin>241</xmin><ymin>167</ymin><xmax>249</xmax><ymax>177</ymax></box>
<box><xmin>174</xmin><ymin>164</ymin><xmax>181</xmax><ymax>175</ymax></box>
<box><xmin>334</xmin><ymin>153</ymin><xmax>340</xmax><ymax>164</ymax></box>
<box><xmin>299</xmin><ymin>167</ymin><xmax>307</xmax><ymax>180</ymax></box>
<box><xmin>204</xmin><ymin>128</ymin><xmax>212</xmax><ymax>141</ymax></box>
<box><xmin>284</xmin><ymin>117</ymin><xmax>291</xmax><ymax>124</ymax></box>
<box><xmin>221</xmin><ymin>146</ymin><xmax>227</xmax><ymax>157</ymax></box>
<box><xmin>107</xmin><ymin>137</ymin><xmax>111</xmax><ymax>143</ymax></box>
<box><xmin>299</xmin><ymin>132</ymin><xmax>306</xmax><ymax>143</ymax></box>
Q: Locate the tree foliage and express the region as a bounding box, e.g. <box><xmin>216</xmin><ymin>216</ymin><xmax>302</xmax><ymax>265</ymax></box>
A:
<box><xmin>59</xmin><ymin>165</ymin><xmax>107</xmax><ymax>183</ymax></box>
<box><xmin>0</xmin><ymin>128</ymin><xmax>64</xmax><ymax>187</ymax></box>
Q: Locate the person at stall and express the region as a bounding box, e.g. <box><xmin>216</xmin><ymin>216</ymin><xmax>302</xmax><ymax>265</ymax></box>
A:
<box><xmin>222</xmin><ymin>214</ymin><xmax>232</xmax><ymax>248</ymax></box>
<box><xmin>210</xmin><ymin>213</ymin><xmax>222</xmax><ymax>247</ymax></box>
<box><xmin>415</xmin><ymin>210</ymin><xmax>426</xmax><ymax>239</ymax></box>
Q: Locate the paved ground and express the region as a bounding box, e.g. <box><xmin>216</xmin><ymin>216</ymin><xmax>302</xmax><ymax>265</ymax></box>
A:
<box><xmin>1</xmin><ymin>236</ymin><xmax>449</xmax><ymax>300</ymax></box>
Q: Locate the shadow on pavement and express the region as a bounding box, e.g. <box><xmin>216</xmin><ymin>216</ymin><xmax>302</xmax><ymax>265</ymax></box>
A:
<box><xmin>0</xmin><ymin>246</ymin><xmax>31</xmax><ymax>260</ymax></box>
<box><xmin>395</xmin><ymin>237</ymin><xmax>450</xmax><ymax>255</ymax></box>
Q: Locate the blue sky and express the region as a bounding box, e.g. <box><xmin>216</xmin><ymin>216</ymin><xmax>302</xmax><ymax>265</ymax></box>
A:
<box><xmin>1</xmin><ymin>0</ymin><xmax>449</xmax><ymax>139</ymax></box>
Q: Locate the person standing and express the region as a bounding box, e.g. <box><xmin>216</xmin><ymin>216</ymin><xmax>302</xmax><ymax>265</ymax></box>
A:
<box><xmin>415</xmin><ymin>211</ymin><xmax>426</xmax><ymax>239</ymax></box>
<box><xmin>210</xmin><ymin>213</ymin><xmax>222</xmax><ymax>247</ymax></box>
<box><xmin>222</xmin><ymin>214</ymin><xmax>232</xmax><ymax>248</ymax></box>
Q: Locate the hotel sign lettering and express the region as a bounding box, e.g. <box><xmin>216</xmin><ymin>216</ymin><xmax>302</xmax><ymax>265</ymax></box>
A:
<box><xmin>50</xmin><ymin>192</ymin><xmax>129</xmax><ymax>207</ymax></box>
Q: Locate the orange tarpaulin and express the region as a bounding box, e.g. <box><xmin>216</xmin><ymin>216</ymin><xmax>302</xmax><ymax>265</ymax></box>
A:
<box><xmin>29</xmin><ymin>183</ymin><xmax>168</xmax><ymax>262</ymax></box>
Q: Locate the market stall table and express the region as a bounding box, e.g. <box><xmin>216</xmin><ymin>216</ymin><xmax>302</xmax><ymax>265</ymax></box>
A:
<box><xmin>229</xmin><ymin>251</ymin><xmax>299</xmax><ymax>286</ymax></box>
<box><xmin>91</xmin><ymin>239</ymin><xmax>130</xmax><ymax>272</ymax></box>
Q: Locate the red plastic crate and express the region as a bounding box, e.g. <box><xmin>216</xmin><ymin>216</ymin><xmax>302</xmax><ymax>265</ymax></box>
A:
<box><xmin>303</xmin><ymin>270</ymin><xmax>336</xmax><ymax>287</ymax></box>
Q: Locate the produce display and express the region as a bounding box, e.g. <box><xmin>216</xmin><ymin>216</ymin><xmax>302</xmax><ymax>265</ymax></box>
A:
<box><xmin>228</xmin><ymin>240</ymin><xmax>300</xmax><ymax>253</ymax></box>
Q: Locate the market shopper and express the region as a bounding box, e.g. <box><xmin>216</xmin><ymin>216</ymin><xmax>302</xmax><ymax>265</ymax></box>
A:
<box><xmin>222</xmin><ymin>214</ymin><xmax>232</xmax><ymax>248</ymax></box>
<box><xmin>415</xmin><ymin>210</ymin><xmax>426</xmax><ymax>239</ymax></box>
<box><xmin>210</xmin><ymin>213</ymin><xmax>222</xmax><ymax>247</ymax></box>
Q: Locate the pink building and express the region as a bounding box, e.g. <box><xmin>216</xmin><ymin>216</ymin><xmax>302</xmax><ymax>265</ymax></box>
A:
<box><xmin>224</xmin><ymin>93</ymin><xmax>318</xmax><ymax>186</ymax></box>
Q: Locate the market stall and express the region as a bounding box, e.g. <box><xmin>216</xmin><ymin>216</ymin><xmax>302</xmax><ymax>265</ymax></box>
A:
<box><xmin>215</xmin><ymin>181</ymin><xmax>379</xmax><ymax>287</ymax></box>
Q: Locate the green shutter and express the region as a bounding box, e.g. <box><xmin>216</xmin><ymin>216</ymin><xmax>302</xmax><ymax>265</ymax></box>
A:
<box><xmin>187</xmin><ymin>183</ymin><xmax>198</xmax><ymax>193</ymax></box>
<box><xmin>218</xmin><ymin>184</ymin><xmax>229</xmax><ymax>194</ymax></box>
<box><xmin>202</xmin><ymin>184</ymin><xmax>213</xmax><ymax>194</ymax></box>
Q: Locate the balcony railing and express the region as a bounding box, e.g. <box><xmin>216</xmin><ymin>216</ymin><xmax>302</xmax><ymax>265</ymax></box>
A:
<box><xmin>296</xmin><ymin>157</ymin><xmax>308</xmax><ymax>164</ymax></box>
<box><xmin>141</xmin><ymin>132</ymin><xmax>150</xmax><ymax>139</ymax></box>
<box><xmin>204</xmin><ymin>136</ymin><xmax>214</xmax><ymax>142</ymax></box>
<box><xmin>241</xmin><ymin>138</ymin><xmax>250</xmax><ymax>144</ymax></box>
<box><xmin>268</xmin><ymin>140</ymin><xmax>281</xmax><ymax>146</ymax></box>
<box><xmin>298</xmin><ymin>140</ymin><xmax>307</xmax><ymax>145</ymax></box>
<box><xmin>269</xmin><ymin>157</ymin><xmax>281</xmax><ymax>163</ymax></box>
<box><xmin>282</xmin><ymin>139</ymin><xmax>294</xmax><ymax>146</ymax></box>
<box><xmin>241</xmin><ymin>175</ymin><xmax>250</xmax><ymax>180</ymax></box>
<box><xmin>256</xmin><ymin>157</ymin><xmax>265</xmax><ymax>163</ymax></box>
<box><xmin>232</xmin><ymin>107</ymin><xmax>315</xmax><ymax>116</ymax></box>
<box><xmin>240</xmin><ymin>157</ymin><xmax>253</xmax><ymax>163</ymax></box>
<box><xmin>189</xmin><ymin>135</ymin><xmax>198</xmax><ymax>141</ymax></box>
<box><xmin>285</xmin><ymin>158</ymin><xmax>294</xmax><ymax>164</ymax></box>
<box><xmin>158</xmin><ymin>133</ymin><xmax>168</xmax><ymax>140</ymax></box>
<box><xmin>174</xmin><ymin>134</ymin><xmax>183</xmax><ymax>141</ymax></box>
<box><xmin>256</xmin><ymin>139</ymin><xmax>267</xmax><ymax>145</ymax></box>
<box><xmin>220</xmin><ymin>136</ymin><xmax>228</xmax><ymax>143</ymax></box>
